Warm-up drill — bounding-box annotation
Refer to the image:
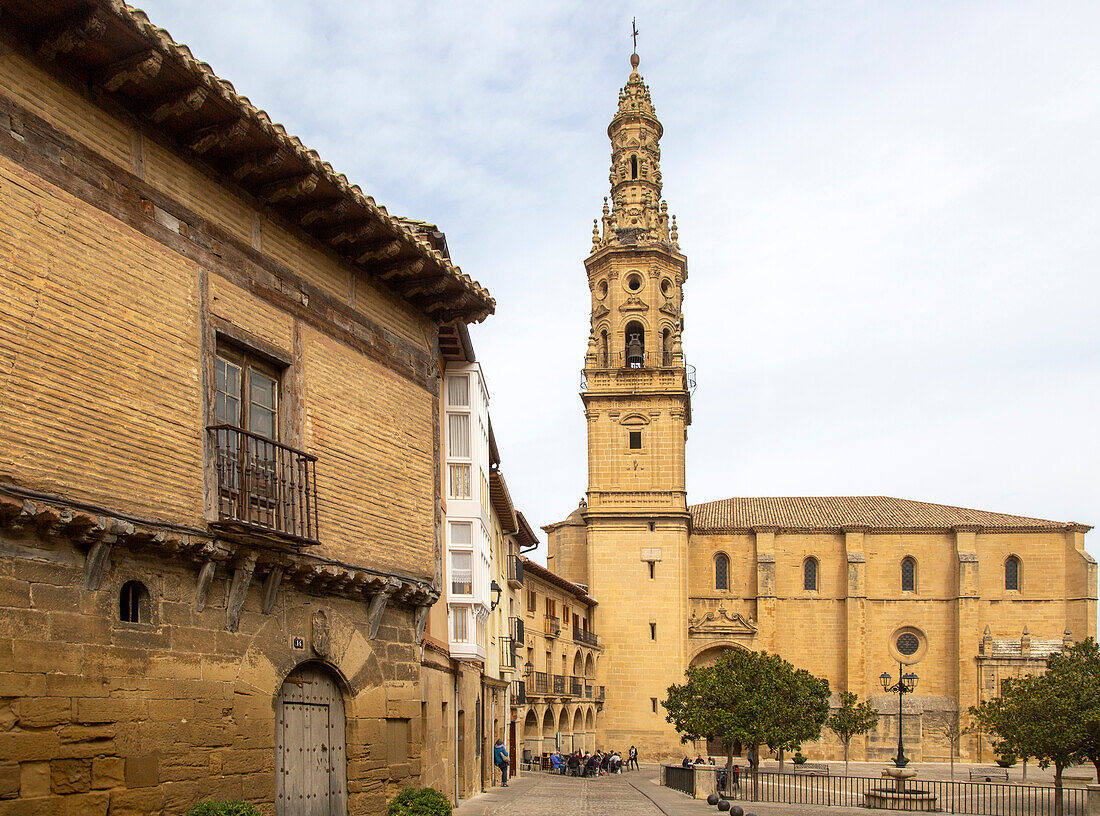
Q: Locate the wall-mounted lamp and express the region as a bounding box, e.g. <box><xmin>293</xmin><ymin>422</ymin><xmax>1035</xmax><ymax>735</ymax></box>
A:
<box><xmin>490</xmin><ymin>580</ymin><xmax>503</xmax><ymax>611</ymax></box>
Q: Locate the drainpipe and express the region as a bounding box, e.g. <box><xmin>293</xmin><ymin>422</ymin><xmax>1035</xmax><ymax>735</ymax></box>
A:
<box><xmin>453</xmin><ymin>671</ymin><xmax>459</xmax><ymax>804</ymax></box>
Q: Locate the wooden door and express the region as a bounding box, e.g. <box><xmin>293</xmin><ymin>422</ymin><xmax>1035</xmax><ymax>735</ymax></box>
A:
<box><xmin>276</xmin><ymin>663</ymin><xmax>347</xmax><ymax>816</ymax></box>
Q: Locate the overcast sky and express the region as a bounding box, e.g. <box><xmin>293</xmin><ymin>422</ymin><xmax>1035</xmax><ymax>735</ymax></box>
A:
<box><xmin>137</xmin><ymin>1</ymin><xmax>1100</xmax><ymax>570</ymax></box>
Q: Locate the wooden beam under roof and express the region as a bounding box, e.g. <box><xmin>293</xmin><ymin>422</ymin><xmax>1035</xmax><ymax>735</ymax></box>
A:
<box><xmin>37</xmin><ymin>6</ymin><xmax>108</xmax><ymax>61</ymax></box>
<box><xmin>185</xmin><ymin>117</ymin><xmax>248</xmax><ymax>154</ymax></box>
<box><xmin>258</xmin><ymin>172</ymin><xmax>319</xmax><ymax>204</ymax></box>
<box><xmin>98</xmin><ymin>48</ymin><xmax>163</xmax><ymax>92</ymax></box>
<box><xmin>147</xmin><ymin>85</ymin><xmax>208</xmax><ymax>124</ymax></box>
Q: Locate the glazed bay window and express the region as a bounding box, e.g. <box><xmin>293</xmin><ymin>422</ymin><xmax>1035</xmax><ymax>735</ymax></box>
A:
<box><xmin>450</xmin><ymin>551</ymin><xmax>473</xmax><ymax>596</ymax></box>
<box><xmin>446</xmin><ymin>374</ymin><xmax>472</xmax><ymax>500</ymax></box>
<box><xmin>209</xmin><ymin>344</ymin><xmax>318</xmax><ymax>544</ymax></box>
<box><xmin>452</xmin><ymin>607</ymin><xmax>469</xmax><ymax>642</ymax></box>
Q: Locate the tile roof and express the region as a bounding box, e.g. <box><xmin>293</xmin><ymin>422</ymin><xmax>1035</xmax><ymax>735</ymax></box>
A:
<box><xmin>2</xmin><ymin>0</ymin><xmax>493</xmax><ymax>323</ymax></box>
<box><xmin>689</xmin><ymin>496</ymin><xmax>1088</xmax><ymax>533</ymax></box>
<box><xmin>521</xmin><ymin>557</ymin><xmax>596</xmax><ymax>606</ymax></box>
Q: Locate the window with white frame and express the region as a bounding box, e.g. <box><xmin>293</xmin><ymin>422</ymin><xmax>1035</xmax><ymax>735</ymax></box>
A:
<box><xmin>452</xmin><ymin>607</ymin><xmax>469</xmax><ymax>642</ymax></box>
<box><xmin>446</xmin><ymin>374</ymin><xmax>472</xmax><ymax>500</ymax></box>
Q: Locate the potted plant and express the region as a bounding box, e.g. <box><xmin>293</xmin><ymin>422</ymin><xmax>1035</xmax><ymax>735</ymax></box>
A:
<box><xmin>996</xmin><ymin>754</ymin><xmax>1017</xmax><ymax>768</ymax></box>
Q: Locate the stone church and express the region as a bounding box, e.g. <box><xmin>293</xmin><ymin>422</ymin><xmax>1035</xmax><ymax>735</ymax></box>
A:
<box><xmin>544</xmin><ymin>52</ymin><xmax>1096</xmax><ymax>764</ymax></box>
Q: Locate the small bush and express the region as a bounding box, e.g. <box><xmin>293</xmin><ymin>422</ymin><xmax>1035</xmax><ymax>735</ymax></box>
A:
<box><xmin>388</xmin><ymin>786</ymin><xmax>452</xmax><ymax>816</ymax></box>
<box><xmin>186</xmin><ymin>802</ymin><xmax>262</xmax><ymax>816</ymax></box>
<box><xmin>792</xmin><ymin>751</ymin><xmax>808</xmax><ymax>765</ymax></box>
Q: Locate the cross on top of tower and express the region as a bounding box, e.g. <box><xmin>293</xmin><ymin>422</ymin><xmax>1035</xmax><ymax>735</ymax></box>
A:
<box><xmin>631</xmin><ymin>18</ymin><xmax>640</xmax><ymax>70</ymax></box>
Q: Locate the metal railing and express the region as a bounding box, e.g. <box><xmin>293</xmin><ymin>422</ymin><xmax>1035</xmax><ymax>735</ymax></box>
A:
<box><xmin>509</xmin><ymin>616</ymin><xmax>525</xmax><ymax>646</ymax></box>
<box><xmin>209</xmin><ymin>424</ymin><xmax>319</xmax><ymax>543</ymax></box>
<box><xmin>569</xmin><ymin>675</ymin><xmax>583</xmax><ymax>697</ymax></box>
<box><xmin>545</xmin><ymin>616</ymin><xmax>561</xmax><ymax>637</ymax></box>
<box><xmin>596</xmin><ymin>686</ymin><xmax>605</xmax><ymax>701</ymax></box>
<box><xmin>665</xmin><ymin>765</ymin><xmax>695</xmax><ymax>797</ymax></box>
<box><xmin>508</xmin><ymin>554</ymin><xmax>524</xmax><ymax>587</ymax></box>
<box><xmin>721</xmin><ymin>771</ymin><xmax>1086</xmax><ymax>816</ymax></box>
<box><xmin>552</xmin><ymin>674</ymin><xmax>567</xmax><ymax>695</ymax></box>
<box><xmin>584</xmin><ymin>684</ymin><xmax>593</xmax><ymax>699</ymax></box>
<box><xmin>573</xmin><ymin>626</ymin><xmax>598</xmax><ymax>647</ymax></box>
<box><xmin>531</xmin><ymin>671</ymin><xmax>550</xmax><ymax>696</ymax></box>
<box><xmin>500</xmin><ymin>637</ymin><xmax>516</xmax><ymax>670</ymax></box>
<box><xmin>511</xmin><ymin>679</ymin><xmax>526</xmax><ymax>705</ymax></box>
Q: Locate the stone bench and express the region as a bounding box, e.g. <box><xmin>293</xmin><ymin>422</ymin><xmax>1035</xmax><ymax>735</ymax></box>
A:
<box><xmin>968</xmin><ymin>767</ymin><xmax>1009</xmax><ymax>782</ymax></box>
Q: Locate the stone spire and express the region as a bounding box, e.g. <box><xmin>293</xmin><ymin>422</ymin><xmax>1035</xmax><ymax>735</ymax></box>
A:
<box><xmin>594</xmin><ymin>53</ymin><xmax>675</xmax><ymax>251</ymax></box>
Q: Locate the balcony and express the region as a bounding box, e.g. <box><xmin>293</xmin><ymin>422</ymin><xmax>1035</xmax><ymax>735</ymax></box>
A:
<box><xmin>209</xmin><ymin>425</ymin><xmax>319</xmax><ymax>544</ymax></box>
<box><xmin>545</xmin><ymin>615</ymin><xmax>561</xmax><ymax>638</ymax></box>
<box><xmin>597</xmin><ymin>686</ymin><xmax>605</xmax><ymax>701</ymax></box>
<box><xmin>573</xmin><ymin>626</ymin><xmax>598</xmax><ymax>648</ymax></box>
<box><xmin>552</xmin><ymin>674</ymin><xmax>567</xmax><ymax>695</ymax></box>
<box><xmin>500</xmin><ymin>637</ymin><xmax>516</xmax><ymax>671</ymax></box>
<box><xmin>584</xmin><ymin>683</ymin><xmax>593</xmax><ymax>699</ymax></box>
<box><xmin>511</xmin><ymin>679</ymin><xmax>526</xmax><ymax>705</ymax></box>
<box><xmin>531</xmin><ymin>671</ymin><xmax>550</xmax><ymax>696</ymax></box>
<box><xmin>509</xmin><ymin>616</ymin><xmax>525</xmax><ymax>646</ymax></box>
<box><xmin>507</xmin><ymin>554</ymin><xmax>524</xmax><ymax>588</ymax></box>
<box><xmin>569</xmin><ymin>675</ymin><xmax>583</xmax><ymax>697</ymax></box>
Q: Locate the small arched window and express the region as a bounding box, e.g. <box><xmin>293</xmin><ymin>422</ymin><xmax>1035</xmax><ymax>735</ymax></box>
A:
<box><xmin>715</xmin><ymin>553</ymin><xmax>729</xmax><ymax>591</ymax></box>
<box><xmin>600</xmin><ymin>330</ymin><xmax>609</xmax><ymax>367</ymax></box>
<box><xmin>631</xmin><ymin>155</ymin><xmax>638</xmax><ymax>179</ymax></box>
<box><xmin>901</xmin><ymin>557</ymin><xmax>916</xmax><ymax>592</ymax></box>
<box><xmin>1005</xmin><ymin>556</ymin><xmax>1020</xmax><ymax>591</ymax></box>
<box><xmin>803</xmin><ymin>557</ymin><xmax>818</xmax><ymax>591</ymax></box>
<box><xmin>119</xmin><ymin>580</ymin><xmax>149</xmax><ymax>624</ymax></box>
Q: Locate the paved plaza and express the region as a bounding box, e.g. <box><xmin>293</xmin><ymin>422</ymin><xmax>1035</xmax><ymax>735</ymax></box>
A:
<box><xmin>454</xmin><ymin>762</ymin><xmax>1096</xmax><ymax>816</ymax></box>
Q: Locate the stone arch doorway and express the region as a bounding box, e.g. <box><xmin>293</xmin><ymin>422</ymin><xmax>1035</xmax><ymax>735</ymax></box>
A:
<box><xmin>585</xmin><ymin>707</ymin><xmax>596</xmax><ymax>752</ymax></box>
<box><xmin>584</xmin><ymin>653</ymin><xmax>595</xmax><ymax>678</ymax></box>
<box><xmin>275</xmin><ymin>662</ymin><xmax>347</xmax><ymax>816</ymax></box>
<box><xmin>558</xmin><ymin>708</ymin><xmax>571</xmax><ymax>752</ymax></box>
<box><xmin>523</xmin><ymin>710</ymin><xmax>540</xmax><ymax>761</ymax></box>
<box><xmin>572</xmin><ymin>651</ymin><xmax>583</xmax><ymax>676</ymax></box>
<box><xmin>689</xmin><ymin>643</ymin><xmax>749</xmax><ymax>668</ymax></box>
<box><xmin>542</xmin><ymin>707</ymin><xmax>556</xmax><ymax>751</ymax></box>
<box><xmin>572</xmin><ymin>708</ymin><xmax>584</xmax><ymax>751</ymax></box>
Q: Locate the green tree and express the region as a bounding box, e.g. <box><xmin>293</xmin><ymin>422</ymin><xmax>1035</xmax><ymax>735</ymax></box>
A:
<box><xmin>1046</xmin><ymin>639</ymin><xmax>1100</xmax><ymax>782</ymax></box>
<box><xmin>971</xmin><ymin>672</ymin><xmax>1082</xmax><ymax>816</ymax></box>
<box><xmin>663</xmin><ymin>649</ymin><xmax>830</xmax><ymax>784</ymax></box>
<box><xmin>826</xmin><ymin>691</ymin><xmax>879</xmax><ymax>775</ymax></box>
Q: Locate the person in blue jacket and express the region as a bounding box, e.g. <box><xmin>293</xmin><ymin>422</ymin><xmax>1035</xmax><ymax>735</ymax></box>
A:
<box><xmin>494</xmin><ymin>738</ymin><xmax>509</xmax><ymax>787</ymax></box>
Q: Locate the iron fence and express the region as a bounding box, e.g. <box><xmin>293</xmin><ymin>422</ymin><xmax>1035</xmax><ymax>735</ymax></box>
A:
<box><xmin>721</xmin><ymin>771</ymin><xmax>1086</xmax><ymax>816</ymax></box>
<box><xmin>665</xmin><ymin>765</ymin><xmax>695</xmax><ymax>797</ymax></box>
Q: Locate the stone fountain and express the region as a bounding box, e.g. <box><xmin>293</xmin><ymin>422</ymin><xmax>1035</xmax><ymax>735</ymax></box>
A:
<box><xmin>863</xmin><ymin>767</ymin><xmax>938</xmax><ymax>811</ymax></box>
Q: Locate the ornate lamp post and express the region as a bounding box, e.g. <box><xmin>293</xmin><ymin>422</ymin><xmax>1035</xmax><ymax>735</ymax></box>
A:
<box><xmin>879</xmin><ymin>662</ymin><xmax>919</xmax><ymax>767</ymax></box>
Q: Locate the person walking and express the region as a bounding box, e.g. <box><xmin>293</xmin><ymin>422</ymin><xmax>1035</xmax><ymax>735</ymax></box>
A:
<box><xmin>493</xmin><ymin>738</ymin><xmax>509</xmax><ymax>787</ymax></box>
<box><xmin>628</xmin><ymin>745</ymin><xmax>638</xmax><ymax>771</ymax></box>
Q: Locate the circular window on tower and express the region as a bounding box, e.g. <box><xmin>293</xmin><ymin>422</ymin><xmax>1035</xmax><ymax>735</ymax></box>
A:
<box><xmin>660</xmin><ymin>278</ymin><xmax>673</xmax><ymax>297</ymax></box>
<box><xmin>889</xmin><ymin>626</ymin><xmax>928</xmax><ymax>664</ymax></box>
<box><xmin>596</xmin><ymin>280</ymin><xmax>608</xmax><ymax>300</ymax></box>
<box><xmin>625</xmin><ymin>273</ymin><xmax>643</xmax><ymax>292</ymax></box>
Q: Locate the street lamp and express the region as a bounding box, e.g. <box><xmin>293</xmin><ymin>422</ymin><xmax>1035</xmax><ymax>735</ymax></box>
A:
<box><xmin>879</xmin><ymin>662</ymin><xmax>919</xmax><ymax>768</ymax></box>
<box><xmin>489</xmin><ymin>580</ymin><xmax>503</xmax><ymax>611</ymax></box>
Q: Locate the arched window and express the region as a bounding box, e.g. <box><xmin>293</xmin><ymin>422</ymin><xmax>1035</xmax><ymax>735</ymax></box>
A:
<box><xmin>662</xmin><ymin>328</ymin><xmax>673</xmax><ymax>365</ymax></box>
<box><xmin>600</xmin><ymin>330</ymin><xmax>609</xmax><ymax>367</ymax></box>
<box><xmin>1005</xmin><ymin>556</ymin><xmax>1020</xmax><ymax>591</ymax></box>
<box><xmin>631</xmin><ymin>155</ymin><xmax>638</xmax><ymax>179</ymax></box>
<box><xmin>624</xmin><ymin>320</ymin><xmax>645</xmax><ymax>367</ymax></box>
<box><xmin>901</xmin><ymin>557</ymin><xmax>916</xmax><ymax>592</ymax></box>
<box><xmin>715</xmin><ymin>553</ymin><xmax>729</xmax><ymax>591</ymax></box>
<box><xmin>803</xmin><ymin>558</ymin><xmax>818</xmax><ymax>591</ymax></box>
<box><xmin>119</xmin><ymin>580</ymin><xmax>149</xmax><ymax>624</ymax></box>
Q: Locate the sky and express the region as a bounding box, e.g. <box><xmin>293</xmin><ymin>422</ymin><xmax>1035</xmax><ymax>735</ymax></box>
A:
<box><xmin>135</xmin><ymin>1</ymin><xmax>1100</xmax><ymax>569</ymax></box>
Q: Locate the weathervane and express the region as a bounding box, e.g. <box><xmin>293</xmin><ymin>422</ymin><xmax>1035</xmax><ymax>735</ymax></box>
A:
<box><xmin>631</xmin><ymin>17</ymin><xmax>639</xmax><ymax>53</ymax></box>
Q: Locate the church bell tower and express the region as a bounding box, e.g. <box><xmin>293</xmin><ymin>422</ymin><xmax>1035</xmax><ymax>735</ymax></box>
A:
<box><xmin>550</xmin><ymin>49</ymin><xmax>693</xmax><ymax>756</ymax></box>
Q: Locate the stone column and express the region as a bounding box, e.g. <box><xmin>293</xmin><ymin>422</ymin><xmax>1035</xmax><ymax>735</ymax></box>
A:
<box><xmin>844</xmin><ymin>526</ymin><xmax>868</xmax><ymax>760</ymax></box>
<box><xmin>954</xmin><ymin>526</ymin><xmax>980</xmax><ymax>760</ymax></box>
<box><xmin>753</xmin><ymin>527</ymin><xmax>777</xmax><ymax>651</ymax></box>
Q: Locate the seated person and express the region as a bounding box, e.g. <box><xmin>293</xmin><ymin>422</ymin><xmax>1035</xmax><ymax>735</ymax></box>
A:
<box><xmin>682</xmin><ymin>756</ymin><xmax>692</xmax><ymax>768</ymax></box>
<box><xmin>695</xmin><ymin>755</ymin><xmax>706</xmax><ymax>764</ymax></box>
<box><xmin>584</xmin><ymin>754</ymin><xmax>598</xmax><ymax>777</ymax></box>
<box><xmin>567</xmin><ymin>752</ymin><xmax>581</xmax><ymax>776</ymax></box>
<box><xmin>550</xmin><ymin>752</ymin><xmax>563</xmax><ymax>774</ymax></box>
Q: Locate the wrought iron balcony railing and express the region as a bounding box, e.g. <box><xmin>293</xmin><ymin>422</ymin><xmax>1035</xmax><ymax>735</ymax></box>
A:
<box><xmin>545</xmin><ymin>615</ymin><xmax>561</xmax><ymax>637</ymax></box>
<box><xmin>552</xmin><ymin>674</ymin><xmax>567</xmax><ymax>695</ymax></box>
<box><xmin>511</xmin><ymin>679</ymin><xmax>526</xmax><ymax>705</ymax></box>
<box><xmin>209</xmin><ymin>424</ymin><xmax>319</xmax><ymax>544</ymax></box>
<box><xmin>500</xmin><ymin>637</ymin><xmax>516</xmax><ymax>671</ymax></box>
<box><xmin>532</xmin><ymin>671</ymin><xmax>550</xmax><ymax>696</ymax></box>
<box><xmin>509</xmin><ymin>616</ymin><xmax>525</xmax><ymax>646</ymax></box>
<box><xmin>596</xmin><ymin>686</ymin><xmax>605</xmax><ymax>701</ymax></box>
<box><xmin>569</xmin><ymin>675</ymin><xmax>583</xmax><ymax>697</ymax></box>
<box><xmin>507</xmin><ymin>554</ymin><xmax>524</xmax><ymax>588</ymax></box>
<box><xmin>573</xmin><ymin>627</ymin><xmax>598</xmax><ymax>647</ymax></box>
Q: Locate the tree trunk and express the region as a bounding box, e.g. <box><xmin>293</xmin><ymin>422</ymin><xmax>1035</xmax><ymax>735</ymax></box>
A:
<box><xmin>1091</xmin><ymin>758</ymin><xmax>1100</xmax><ymax>783</ymax></box>
<box><xmin>778</xmin><ymin>747</ymin><xmax>785</xmax><ymax>775</ymax></box>
<box><xmin>727</xmin><ymin>749</ymin><xmax>734</xmax><ymax>797</ymax></box>
<box><xmin>844</xmin><ymin>739</ymin><xmax>850</xmax><ymax>776</ymax></box>
<box><xmin>1054</xmin><ymin>762</ymin><xmax>1064</xmax><ymax>816</ymax></box>
<box><xmin>1022</xmin><ymin>758</ymin><xmax>1028</xmax><ymax>782</ymax></box>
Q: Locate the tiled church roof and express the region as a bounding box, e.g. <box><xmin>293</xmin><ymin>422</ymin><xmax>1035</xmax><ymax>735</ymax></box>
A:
<box><xmin>689</xmin><ymin>496</ymin><xmax>1088</xmax><ymax>533</ymax></box>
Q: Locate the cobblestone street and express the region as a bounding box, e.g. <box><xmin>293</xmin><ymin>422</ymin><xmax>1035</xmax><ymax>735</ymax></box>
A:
<box><xmin>455</xmin><ymin>768</ymin><xmax>673</xmax><ymax>816</ymax></box>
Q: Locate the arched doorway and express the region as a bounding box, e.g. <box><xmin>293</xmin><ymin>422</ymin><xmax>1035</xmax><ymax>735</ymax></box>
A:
<box><xmin>572</xmin><ymin>651</ymin><xmax>583</xmax><ymax>677</ymax></box>
<box><xmin>542</xmin><ymin>708</ymin><xmax>556</xmax><ymax>755</ymax></box>
<box><xmin>585</xmin><ymin>708</ymin><xmax>595</xmax><ymax>752</ymax></box>
<box><xmin>275</xmin><ymin>662</ymin><xmax>347</xmax><ymax>816</ymax></box>
<box><xmin>523</xmin><ymin>710</ymin><xmax>540</xmax><ymax>762</ymax></box>
<box><xmin>558</xmin><ymin>708</ymin><xmax>570</xmax><ymax>752</ymax></box>
<box><xmin>584</xmin><ymin>653</ymin><xmax>595</xmax><ymax>678</ymax></box>
<box><xmin>572</xmin><ymin>708</ymin><xmax>584</xmax><ymax>751</ymax></box>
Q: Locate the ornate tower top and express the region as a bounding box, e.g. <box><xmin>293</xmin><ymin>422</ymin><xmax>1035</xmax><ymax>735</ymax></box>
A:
<box><xmin>595</xmin><ymin>51</ymin><xmax>678</xmax><ymax>252</ymax></box>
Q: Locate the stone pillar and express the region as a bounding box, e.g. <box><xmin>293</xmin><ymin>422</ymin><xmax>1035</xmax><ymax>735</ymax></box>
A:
<box><xmin>693</xmin><ymin>765</ymin><xmax>719</xmax><ymax>800</ymax></box>
<box><xmin>753</xmin><ymin>527</ymin><xmax>777</xmax><ymax>651</ymax></box>
<box><xmin>954</xmin><ymin>526</ymin><xmax>980</xmax><ymax>760</ymax></box>
<box><xmin>844</xmin><ymin>526</ymin><xmax>868</xmax><ymax>760</ymax></box>
<box><xmin>1087</xmin><ymin>784</ymin><xmax>1100</xmax><ymax>816</ymax></box>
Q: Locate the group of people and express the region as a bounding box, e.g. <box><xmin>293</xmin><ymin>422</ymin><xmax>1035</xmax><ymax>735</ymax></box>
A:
<box><xmin>680</xmin><ymin>755</ymin><xmax>741</xmax><ymax>791</ymax></box>
<box><xmin>547</xmin><ymin>745</ymin><xmax>640</xmax><ymax>777</ymax></box>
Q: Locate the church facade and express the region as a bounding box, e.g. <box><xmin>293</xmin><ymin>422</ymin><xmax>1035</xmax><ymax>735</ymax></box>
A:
<box><xmin>545</xmin><ymin>53</ymin><xmax>1096</xmax><ymax>764</ymax></box>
